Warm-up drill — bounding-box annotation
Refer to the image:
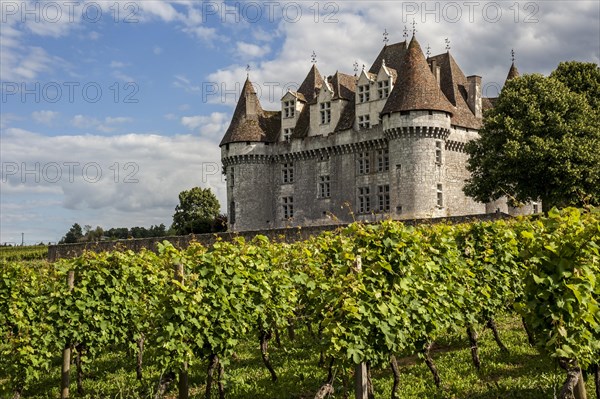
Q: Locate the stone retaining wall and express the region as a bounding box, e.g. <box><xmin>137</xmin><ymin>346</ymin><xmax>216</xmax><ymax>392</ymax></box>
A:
<box><xmin>48</xmin><ymin>212</ymin><xmax>510</xmax><ymax>261</ymax></box>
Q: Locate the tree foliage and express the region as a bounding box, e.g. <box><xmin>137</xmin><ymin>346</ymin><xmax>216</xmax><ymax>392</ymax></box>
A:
<box><xmin>60</xmin><ymin>223</ymin><xmax>83</xmax><ymax>244</ymax></box>
<box><xmin>464</xmin><ymin>67</ymin><xmax>600</xmax><ymax>211</ymax></box>
<box><xmin>550</xmin><ymin>61</ymin><xmax>600</xmax><ymax>111</ymax></box>
<box><xmin>171</xmin><ymin>187</ymin><xmax>222</xmax><ymax>234</ymax></box>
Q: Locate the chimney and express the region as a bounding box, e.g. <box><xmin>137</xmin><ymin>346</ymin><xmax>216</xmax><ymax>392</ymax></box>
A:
<box><xmin>467</xmin><ymin>75</ymin><xmax>482</xmax><ymax>119</ymax></box>
<box><xmin>245</xmin><ymin>90</ymin><xmax>257</xmax><ymax>116</ymax></box>
<box><xmin>429</xmin><ymin>59</ymin><xmax>441</xmax><ymax>87</ymax></box>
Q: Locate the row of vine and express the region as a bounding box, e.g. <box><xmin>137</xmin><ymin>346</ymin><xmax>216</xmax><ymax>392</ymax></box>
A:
<box><xmin>1</xmin><ymin>207</ymin><xmax>598</xmax><ymax>398</ymax></box>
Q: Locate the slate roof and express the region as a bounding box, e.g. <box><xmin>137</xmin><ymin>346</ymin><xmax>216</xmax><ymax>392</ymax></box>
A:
<box><xmin>334</xmin><ymin>100</ymin><xmax>356</xmax><ymax>132</ymax></box>
<box><xmin>328</xmin><ymin>72</ymin><xmax>356</xmax><ymax>101</ymax></box>
<box><xmin>220</xmin><ymin>78</ymin><xmax>281</xmax><ymax>146</ymax></box>
<box><xmin>482</xmin><ymin>97</ymin><xmax>497</xmax><ymax>112</ymax></box>
<box><xmin>222</xmin><ymin>36</ymin><xmax>495</xmax><ymax>145</ymax></box>
<box><xmin>297</xmin><ymin>64</ymin><xmax>325</xmax><ymax>103</ymax></box>
<box><xmin>369</xmin><ymin>42</ymin><xmax>408</xmax><ymax>75</ymax></box>
<box><xmin>428</xmin><ymin>52</ymin><xmax>481</xmax><ymax>129</ymax></box>
<box><xmin>505</xmin><ymin>62</ymin><xmax>520</xmax><ymax>84</ymax></box>
<box><xmin>381</xmin><ymin>37</ymin><xmax>455</xmax><ymax>116</ymax></box>
<box><xmin>291</xmin><ymin>106</ymin><xmax>310</xmax><ymax>139</ymax></box>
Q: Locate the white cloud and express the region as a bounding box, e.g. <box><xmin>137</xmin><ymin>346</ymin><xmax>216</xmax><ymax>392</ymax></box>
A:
<box><xmin>236</xmin><ymin>42</ymin><xmax>270</xmax><ymax>59</ymax></box>
<box><xmin>105</xmin><ymin>116</ymin><xmax>133</xmax><ymax>124</ymax></box>
<box><xmin>153</xmin><ymin>46</ymin><xmax>163</xmax><ymax>55</ymax></box>
<box><xmin>32</xmin><ymin>110</ymin><xmax>59</xmax><ymax>125</ymax></box>
<box><xmin>172</xmin><ymin>75</ymin><xmax>200</xmax><ymax>92</ymax></box>
<box><xmin>71</xmin><ymin>115</ymin><xmax>133</xmax><ymax>132</ymax></box>
<box><xmin>112</xmin><ymin>70</ymin><xmax>135</xmax><ymax>82</ymax></box>
<box><xmin>182</xmin><ymin>25</ymin><xmax>218</xmax><ymax>42</ymax></box>
<box><xmin>1</xmin><ymin>128</ymin><xmax>225</xmax><ymax>242</ymax></box>
<box><xmin>180</xmin><ymin>112</ymin><xmax>228</xmax><ymax>138</ymax></box>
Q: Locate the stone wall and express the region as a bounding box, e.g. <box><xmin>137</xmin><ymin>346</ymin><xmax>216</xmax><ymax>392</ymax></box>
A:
<box><xmin>48</xmin><ymin>212</ymin><xmax>511</xmax><ymax>262</ymax></box>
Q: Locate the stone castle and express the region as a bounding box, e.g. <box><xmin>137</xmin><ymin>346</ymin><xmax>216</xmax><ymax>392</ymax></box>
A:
<box><xmin>220</xmin><ymin>34</ymin><xmax>537</xmax><ymax>231</ymax></box>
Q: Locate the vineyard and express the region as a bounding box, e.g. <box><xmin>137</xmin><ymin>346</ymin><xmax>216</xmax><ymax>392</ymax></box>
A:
<box><xmin>0</xmin><ymin>245</ymin><xmax>48</xmax><ymax>262</ymax></box>
<box><xmin>1</xmin><ymin>207</ymin><xmax>599</xmax><ymax>399</ymax></box>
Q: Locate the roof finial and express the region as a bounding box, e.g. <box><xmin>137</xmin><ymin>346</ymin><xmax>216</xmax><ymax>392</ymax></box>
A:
<box><xmin>246</xmin><ymin>64</ymin><xmax>250</xmax><ymax>78</ymax></box>
<box><xmin>445</xmin><ymin>38</ymin><xmax>451</xmax><ymax>52</ymax></box>
<box><xmin>353</xmin><ymin>60</ymin><xmax>359</xmax><ymax>75</ymax></box>
<box><xmin>310</xmin><ymin>50</ymin><xmax>317</xmax><ymax>64</ymax></box>
<box><xmin>381</xmin><ymin>59</ymin><xmax>385</xmax><ymax>67</ymax></box>
<box><xmin>403</xmin><ymin>25</ymin><xmax>408</xmax><ymax>40</ymax></box>
<box><xmin>511</xmin><ymin>48</ymin><xmax>515</xmax><ymax>63</ymax></box>
<box><xmin>426</xmin><ymin>43</ymin><xmax>431</xmax><ymax>58</ymax></box>
<box><xmin>382</xmin><ymin>28</ymin><xmax>389</xmax><ymax>45</ymax></box>
<box><xmin>412</xmin><ymin>19</ymin><xmax>417</xmax><ymax>36</ymax></box>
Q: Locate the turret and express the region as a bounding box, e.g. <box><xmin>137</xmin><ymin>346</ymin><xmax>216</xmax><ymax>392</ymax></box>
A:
<box><xmin>505</xmin><ymin>62</ymin><xmax>520</xmax><ymax>83</ymax></box>
<box><xmin>220</xmin><ymin>77</ymin><xmax>280</xmax><ymax>231</ymax></box>
<box><xmin>381</xmin><ymin>35</ymin><xmax>454</xmax><ymax>218</ymax></box>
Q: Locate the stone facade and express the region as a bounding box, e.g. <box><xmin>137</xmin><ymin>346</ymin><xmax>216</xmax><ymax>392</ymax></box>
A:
<box><xmin>220</xmin><ymin>35</ymin><xmax>537</xmax><ymax>231</ymax></box>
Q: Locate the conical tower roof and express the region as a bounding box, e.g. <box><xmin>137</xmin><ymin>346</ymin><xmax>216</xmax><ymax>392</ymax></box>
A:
<box><xmin>381</xmin><ymin>36</ymin><xmax>454</xmax><ymax>116</ymax></box>
<box><xmin>220</xmin><ymin>77</ymin><xmax>269</xmax><ymax>146</ymax></box>
<box><xmin>297</xmin><ymin>64</ymin><xmax>324</xmax><ymax>103</ymax></box>
<box><xmin>505</xmin><ymin>62</ymin><xmax>519</xmax><ymax>83</ymax></box>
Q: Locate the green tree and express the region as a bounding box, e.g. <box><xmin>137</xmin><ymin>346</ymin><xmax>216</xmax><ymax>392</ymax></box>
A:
<box><xmin>60</xmin><ymin>223</ymin><xmax>83</xmax><ymax>244</ymax></box>
<box><xmin>464</xmin><ymin>72</ymin><xmax>600</xmax><ymax>211</ymax></box>
<box><xmin>171</xmin><ymin>187</ymin><xmax>221</xmax><ymax>234</ymax></box>
<box><xmin>550</xmin><ymin>61</ymin><xmax>600</xmax><ymax>111</ymax></box>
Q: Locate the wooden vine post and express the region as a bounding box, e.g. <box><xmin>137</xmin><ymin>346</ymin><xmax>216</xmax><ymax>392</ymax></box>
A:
<box><xmin>353</xmin><ymin>256</ymin><xmax>369</xmax><ymax>399</ymax></box>
<box><xmin>174</xmin><ymin>263</ymin><xmax>189</xmax><ymax>399</ymax></box>
<box><xmin>61</xmin><ymin>270</ymin><xmax>75</xmax><ymax>399</ymax></box>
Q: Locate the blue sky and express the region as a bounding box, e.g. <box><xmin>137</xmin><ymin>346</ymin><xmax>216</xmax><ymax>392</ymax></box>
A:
<box><xmin>1</xmin><ymin>0</ymin><xmax>599</xmax><ymax>244</ymax></box>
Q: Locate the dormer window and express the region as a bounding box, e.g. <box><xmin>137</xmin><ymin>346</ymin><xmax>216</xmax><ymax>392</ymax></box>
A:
<box><xmin>283</xmin><ymin>128</ymin><xmax>293</xmax><ymax>142</ymax></box>
<box><xmin>378</xmin><ymin>80</ymin><xmax>390</xmax><ymax>99</ymax></box>
<box><xmin>358</xmin><ymin>85</ymin><xmax>370</xmax><ymax>103</ymax></box>
<box><xmin>283</xmin><ymin>100</ymin><xmax>295</xmax><ymax>118</ymax></box>
<box><xmin>358</xmin><ymin>115</ymin><xmax>370</xmax><ymax>130</ymax></box>
<box><xmin>320</xmin><ymin>102</ymin><xmax>331</xmax><ymax>124</ymax></box>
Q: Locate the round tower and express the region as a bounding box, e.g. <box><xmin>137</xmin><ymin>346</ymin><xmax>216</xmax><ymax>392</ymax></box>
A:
<box><xmin>381</xmin><ymin>36</ymin><xmax>454</xmax><ymax>219</ymax></box>
<box><xmin>220</xmin><ymin>78</ymin><xmax>276</xmax><ymax>231</ymax></box>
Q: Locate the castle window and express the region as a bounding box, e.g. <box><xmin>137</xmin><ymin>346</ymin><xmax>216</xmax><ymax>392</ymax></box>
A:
<box><xmin>378</xmin><ymin>80</ymin><xmax>390</xmax><ymax>99</ymax></box>
<box><xmin>282</xmin><ymin>162</ymin><xmax>294</xmax><ymax>184</ymax></box>
<box><xmin>283</xmin><ymin>100</ymin><xmax>295</xmax><ymax>118</ymax></box>
<box><xmin>358</xmin><ymin>85</ymin><xmax>370</xmax><ymax>103</ymax></box>
<box><xmin>358</xmin><ymin>152</ymin><xmax>370</xmax><ymax>175</ymax></box>
<box><xmin>283</xmin><ymin>128</ymin><xmax>293</xmax><ymax>142</ymax></box>
<box><xmin>319</xmin><ymin>175</ymin><xmax>331</xmax><ymax>198</ymax></box>
<box><xmin>320</xmin><ymin>102</ymin><xmax>331</xmax><ymax>124</ymax></box>
<box><xmin>533</xmin><ymin>202</ymin><xmax>539</xmax><ymax>214</ymax></box>
<box><xmin>358</xmin><ymin>187</ymin><xmax>371</xmax><ymax>213</ymax></box>
<box><xmin>282</xmin><ymin>196</ymin><xmax>294</xmax><ymax>219</ymax></box>
<box><xmin>230</xmin><ymin>167</ymin><xmax>234</xmax><ymax>187</ymax></box>
<box><xmin>437</xmin><ymin>184</ymin><xmax>443</xmax><ymax>207</ymax></box>
<box><xmin>229</xmin><ymin>201</ymin><xmax>236</xmax><ymax>224</ymax></box>
<box><xmin>378</xmin><ymin>185</ymin><xmax>390</xmax><ymax>212</ymax></box>
<box><xmin>435</xmin><ymin>141</ymin><xmax>443</xmax><ymax>164</ymax></box>
<box><xmin>377</xmin><ymin>149</ymin><xmax>389</xmax><ymax>172</ymax></box>
<box><xmin>358</xmin><ymin>115</ymin><xmax>370</xmax><ymax>130</ymax></box>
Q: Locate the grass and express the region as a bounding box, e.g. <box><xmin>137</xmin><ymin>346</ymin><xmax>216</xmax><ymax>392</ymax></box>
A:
<box><xmin>1</xmin><ymin>315</ymin><xmax>571</xmax><ymax>398</ymax></box>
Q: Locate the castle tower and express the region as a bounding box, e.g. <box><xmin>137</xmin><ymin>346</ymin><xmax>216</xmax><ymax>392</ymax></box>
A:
<box><xmin>505</xmin><ymin>62</ymin><xmax>520</xmax><ymax>83</ymax></box>
<box><xmin>381</xmin><ymin>36</ymin><xmax>455</xmax><ymax>218</ymax></box>
<box><xmin>220</xmin><ymin>78</ymin><xmax>280</xmax><ymax>231</ymax></box>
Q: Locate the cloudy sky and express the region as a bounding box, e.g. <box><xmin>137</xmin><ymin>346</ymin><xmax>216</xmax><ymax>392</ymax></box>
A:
<box><xmin>1</xmin><ymin>0</ymin><xmax>599</xmax><ymax>244</ymax></box>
